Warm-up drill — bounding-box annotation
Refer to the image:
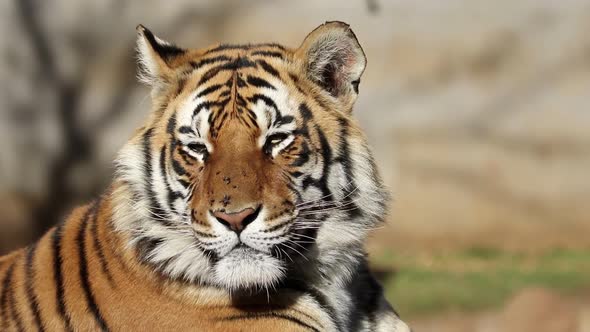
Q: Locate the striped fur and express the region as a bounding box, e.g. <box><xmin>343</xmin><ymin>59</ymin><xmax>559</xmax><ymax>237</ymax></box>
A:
<box><xmin>0</xmin><ymin>22</ymin><xmax>410</xmax><ymax>331</ymax></box>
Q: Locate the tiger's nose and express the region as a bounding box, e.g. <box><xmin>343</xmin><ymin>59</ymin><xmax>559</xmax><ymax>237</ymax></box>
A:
<box><xmin>213</xmin><ymin>207</ymin><xmax>258</xmax><ymax>233</ymax></box>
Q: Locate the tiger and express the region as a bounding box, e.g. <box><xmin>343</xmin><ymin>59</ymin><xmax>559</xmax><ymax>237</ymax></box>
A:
<box><xmin>0</xmin><ymin>21</ymin><xmax>410</xmax><ymax>331</ymax></box>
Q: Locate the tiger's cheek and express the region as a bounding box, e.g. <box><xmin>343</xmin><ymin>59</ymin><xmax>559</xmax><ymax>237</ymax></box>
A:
<box><xmin>261</xmin><ymin>164</ymin><xmax>297</xmax><ymax>221</ymax></box>
<box><xmin>171</xmin><ymin>147</ymin><xmax>207</xmax><ymax>217</ymax></box>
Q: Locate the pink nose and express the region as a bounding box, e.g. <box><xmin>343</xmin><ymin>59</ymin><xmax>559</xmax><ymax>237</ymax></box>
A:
<box><xmin>213</xmin><ymin>208</ymin><xmax>256</xmax><ymax>232</ymax></box>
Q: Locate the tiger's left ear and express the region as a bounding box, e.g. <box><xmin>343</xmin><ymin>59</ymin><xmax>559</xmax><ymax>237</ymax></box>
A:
<box><xmin>295</xmin><ymin>21</ymin><xmax>367</xmax><ymax>110</ymax></box>
<box><xmin>136</xmin><ymin>24</ymin><xmax>187</xmax><ymax>91</ymax></box>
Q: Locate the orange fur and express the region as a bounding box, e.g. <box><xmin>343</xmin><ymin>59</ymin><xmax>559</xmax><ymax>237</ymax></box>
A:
<box><xmin>0</xmin><ymin>22</ymin><xmax>409</xmax><ymax>332</ymax></box>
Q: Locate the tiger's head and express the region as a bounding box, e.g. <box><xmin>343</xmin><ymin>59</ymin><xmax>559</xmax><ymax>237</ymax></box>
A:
<box><xmin>114</xmin><ymin>22</ymin><xmax>389</xmax><ymax>291</ymax></box>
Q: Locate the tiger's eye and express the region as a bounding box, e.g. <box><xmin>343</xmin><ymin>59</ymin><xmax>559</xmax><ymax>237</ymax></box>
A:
<box><xmin>187</xmin><ymin>143</ymin><xmax>207</xmax><ymax>154</ymax></box>
<box><xmin>183</xmin><ymin>142</ymin><xmax>209</xmax><ymax>161</ymax></box>
<box><xmin>267</xmin><ymin>133</ymin><xmax>289</xmax><ymax>146</ymax></box>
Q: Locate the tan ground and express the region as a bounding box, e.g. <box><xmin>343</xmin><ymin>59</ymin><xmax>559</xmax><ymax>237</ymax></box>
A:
<box><xmin>410</xmin><ymin>287</ymin><xmax>590</xmax><ymax>332</ymax></box>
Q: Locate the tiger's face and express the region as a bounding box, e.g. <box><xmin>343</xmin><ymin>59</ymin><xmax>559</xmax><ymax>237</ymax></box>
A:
<box><xmin>115</xmin><ymin>22</ymin><xmax>388</xmax><ymax>291</ymax></box>
<box><xmin>176</xmin><ymin>65</ymin><xmax>314</xmax><ymax>288</ymax></box>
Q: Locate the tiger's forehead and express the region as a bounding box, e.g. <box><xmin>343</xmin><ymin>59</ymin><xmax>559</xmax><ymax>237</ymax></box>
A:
<box><xmin>174</xmin><ymin>47</ymin><xmax>299</xmax><ymax>142</ymax></box>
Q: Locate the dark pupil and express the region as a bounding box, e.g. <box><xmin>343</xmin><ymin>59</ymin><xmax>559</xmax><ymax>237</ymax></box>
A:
<box><xmin>188</xmin><ymin>143</ymin><xmax>206</xmax><ymax>154</ymax></box>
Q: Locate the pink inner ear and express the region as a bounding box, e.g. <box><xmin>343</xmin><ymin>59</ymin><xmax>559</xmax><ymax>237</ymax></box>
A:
<box><xmin>337</xmin><ymin>47</ymin><xmax>358</xmax><ymax>86</ymax></box>
<box><xmin>321</xmin><ymin>49</ymin><xmax>356</xmax><ymax>96</ymax></box>
<box><xmin>341</xmin><ymin>41</ymin><xmax>362</xmax><ymax>79</ymax></box>
<box><xmin>343</xmin><ymin>43</ymin><xmax>357</xmax><ymax>64</ymax></box>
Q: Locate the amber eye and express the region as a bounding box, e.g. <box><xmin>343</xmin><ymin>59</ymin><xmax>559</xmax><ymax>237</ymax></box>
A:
<box><xmin>267</xmin><ymin>133</ymin><xmax>289</xmax><ymax>146</ymax></box>
<box><xmin>183</xmin><ymin>142</ymin><xmax>209</xmax><ymax>161</ymax></box>
<box><xmin>263</xmin><ymin>132</ymin><xmax>293</xmax><ymax>156</ymax></box>
<box><xmin>187</xmin><ymin>143</ymin><xmax>207</xmax><ymax>154</ymax></box>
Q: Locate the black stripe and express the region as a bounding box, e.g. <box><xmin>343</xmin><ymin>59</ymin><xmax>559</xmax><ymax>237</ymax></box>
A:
<box><xmin>273</xmin><ymin>115</ymin><xmax>294</xmax><ymax>127</ymax></box>
<box><xmin>314</xmin><ymin>125</ymin><xmax>333</xmax><ymax>199</ymax></box>
<box><xmin>298</xmin><ymin>103</ymin><xmax>313</xmax><ymax>121</ymax></box>
<box><xmin>346</xmin><ymin>261</ymin><xmax>384</xmax><ymax>331</ymax></box>
<box><xmin>192</xmin><ymin>100</ymin><xmax>228</xmax><ymax>121</ymax></box>
<box><xmin>246</xmin><ymin>108</ymin><xmax>258</xmax><ymax>121</ymax></box>
<box><xmin>246</xmin><ymin>75</ymin><xmax>276</xmax><ymax>90</ymax></box>
<box><xmin>1</xmin><ymin>261</ymin><xmax>16</xmax><ymax>330</ymax></box>
<box><xmin>142</xmin><ymin>129</ymin><xmax>171</xmax><ymax>225</ymax></box>
<box><xmin>52</xmin><ymin>223</ymin><xmax>74</xmax><ymax>332</ymax></box>
<box><xmin>221</xmin><ymin>312</ymin><xmax>320</xmax><ymax>332</ymax></box>
<box><xmin>90</xmin><ymin>201</ymin><xmax>115</xmax><ymax>287</ymax></box>
<box><xmin>77</xmin><ymin>202</ymin><xmax>110</xmax><ymax>331</ymax></box>
<box><xmin>301</xmin><ymin>289</ymin><xmax>338</xmax><ymax>329</ymax></box>
<box><xmin>25</xmin><ymin>244</ymin><xmax>45</xmax><ymax>332</ymax></box>
<box><xmin>293</xmin><ymin>103</ymin><xmax>312</xmax><ymax>140</ymax></box>
<box><xmin>205</xmin><ymin>44</ymin><xmax>250</xmax><ymax>53</ymax></box>
<box><xmin>257</xmin><ymin>60</ymin><xmax>280</xmax><ymax>78</ymax></box>
<box><xmin>196</xmin><ymin>84</ymin><xmax>224</xmax><ymax>98</ymax></box>
<box><xmin>235</xmin><ymin>94</ymin><xmax>247</xmax><ymax>108</ymax></box>
<box><xmin>166</xmin><ymin>113</ymin><xmax>176</xmax><ymax>135</ymax></box>
<box><xmin>177</xmin><ymin>178</ymin><xmax>190</xmax><ymax>189</ymax></box>
<box><xmin>140</xmin><ymin>28</ymin><xmax>185</xmax><ymax>63</ymax></box>
<box><xmin>251</xmin><ymin>50</ymin><xmax>284</xmax><ymax>59</ymax></box>
<box><xmin>237</xmin><ymin>75</ymin><xmax>247</xmax><ymax>88</ymax></box>
<box><xmin>190</xmin><ymin>55</ymin><xmax>232</xmax><ymax>69</ymax></box>
<box><xmin>335</xmin><ymin>117</ymin><xmax>362</xmax><ymax>218</ymax></box>
<box><xmin>136</xmin><ymin>238</ymin><xmax>163</xmax><ymax>263</ymax></box>
<box><xmin>179</xmin><ymin>150</ymin><xmax>197</xmax><ymax>166</ymax></box>
<box><xmin>227</xmin><ymin>57</ymin><xmax>257</xmax><ymax>70</ymax></box>
<box><xmin>178</xmin><ymin>126</ymin><xmax>194</xmax><ymax>134</ymax></box>
<box><xmin>301</xmin><ymin>176</ymin><xmax>318</xmax><ymax>190</ymax></box>
<box><xmin>280</xmin><ymin>279</ymin><xmax>338</xmax><ymax>330</ymax></box>
<box><xmin>247</xmin><ymin>94</ymin><xmax>278</xmax><ymax>111</ymax></box>
<box><xmin>171</xmin><ymin>159</ymin><xmax>187</xmax><ymax>177</ymax></box>
<box><xmin>204</xmin><ymin>43</ymin><xmax>285</xmax><ymax>54</ymax></box>
<box><xmin>159</xmin><ymin>146</ymin><xmax>184</xmax><ymax>210</ymax></box>
<box><xmin>198</xmin><ymin>67</ymin><xmax>222</xmax><ymax>85</ymax></box>
<box><xmin>199</xmin><ymin>57</ymin><xmax>258</xmax><ymax>85</ymax></box>
<box><xmin>290</xmin><ymin>141</ymin><xmax>311</xmax><ymax>167</ymax></box>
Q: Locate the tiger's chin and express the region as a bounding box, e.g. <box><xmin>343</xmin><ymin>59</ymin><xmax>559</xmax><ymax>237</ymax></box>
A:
<box><xmin>211</xmin><ymin>245</ymin><xmax>286</xmax><ymax>291</ymax></box>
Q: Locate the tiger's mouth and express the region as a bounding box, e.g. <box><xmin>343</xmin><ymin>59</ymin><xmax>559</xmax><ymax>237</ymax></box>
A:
<box><xmin>211</xmin><ymin>240</ymin><xmax>287</xmax><ymax>290</ymax></box>
<box><xmin>218</xmin><ymin>223</ymin><xmax>299</xmax><ymax>261</ymax></box>
<box><xmin>230</xmin><ymin>242</ymin><xmax>265</xmax><ymax>255</ymax></box>
<box><xmin>191</xmin><ymin>206</ymin><xmax>315</xmax><ymax>290</ymax></box>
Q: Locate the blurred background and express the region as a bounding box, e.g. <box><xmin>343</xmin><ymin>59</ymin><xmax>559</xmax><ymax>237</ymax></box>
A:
<box><xmin>1</xmin><ymin>0</ymin><xmax>589</xmax><ymax>330</ymax></box>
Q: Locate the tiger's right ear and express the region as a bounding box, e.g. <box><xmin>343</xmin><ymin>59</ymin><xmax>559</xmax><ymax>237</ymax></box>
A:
<box><xmin>136</xmin><ymin>25</ymin><xmax>187</xmax><ymax>88</ymax></box>
<box><xmin>295</xmin><ymin>21</ymin><xmax>366</xmax><ymax>111</ymax></box>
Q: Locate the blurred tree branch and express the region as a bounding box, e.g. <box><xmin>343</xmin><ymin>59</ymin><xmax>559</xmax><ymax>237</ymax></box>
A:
<box><xmin>16</xmin><ymin>0</ymin><xmax>91</xmax><ymax>235</ymax></box>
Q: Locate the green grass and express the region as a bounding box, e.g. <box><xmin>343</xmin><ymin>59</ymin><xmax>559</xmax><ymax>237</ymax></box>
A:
<box><xmin>374</xmin><ymin>247</ymin><xmax>590</xmax><ymax>318</ymax></box>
